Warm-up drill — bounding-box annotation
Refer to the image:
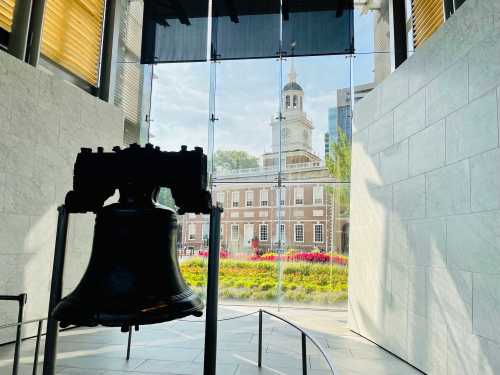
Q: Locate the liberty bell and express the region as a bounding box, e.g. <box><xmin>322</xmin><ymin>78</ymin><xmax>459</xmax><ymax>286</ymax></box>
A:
<box><xmin>52</xmin><ymin>144</ymin><xmax>212</xmax><ymax>329</ymax></box>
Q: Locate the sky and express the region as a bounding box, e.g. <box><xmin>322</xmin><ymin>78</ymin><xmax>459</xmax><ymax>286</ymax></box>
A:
<box><xmin>150</xmin><ymin>10</ymin><xmax>380</xmax><ymax>163</ymax></box>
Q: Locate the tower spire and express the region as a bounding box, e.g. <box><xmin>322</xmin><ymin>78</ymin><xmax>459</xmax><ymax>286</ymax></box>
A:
<box><xmin>288</xmin><ymin>56</ymin><xmax>297</xmax><ymax>83</ymax></box>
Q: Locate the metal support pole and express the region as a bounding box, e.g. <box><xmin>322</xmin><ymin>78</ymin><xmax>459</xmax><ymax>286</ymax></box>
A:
<box><xmin>42</xmin><ymin>206</ymin><xmax>70</xmax><ymax>375</ymax></box>
<box><xmin>26</xmin><ymin>0</ymin><xmax>47</xmax><ymax>66</ymax></box>
<box><xmin>8</xmin><ymin>0</ymin><xmax>33</xmax><ymax>60</ymax></box>
<box><xmin>126</xmin><ymin>328</ymin><xmax>132</xmax><ymax>360</ymax></box>
<box><xmin>258</xmin><ymin>309</ymin><xmax>262</xmax><ymax>368</ymax></box>
<box><xmin>203</xmin><ymin>206</ymin><xmax>222</xmax><ymax>375</ymax></box>
<box><xmin>12</xmin><ymin>294</ymin><xmax>27</xmax><ymax>375</ymax></box>
<box><xmin>301</xmin><ymin>332</ymin><xmax>307</xmax><ymax>375</ymax></box>
<box><xmin>32</xmin><ymin>320</ymin><xmax>43</xmax><ymax>375</ymax></box>
<box><xmin>392</xmin><ymin>0</ymin><xmax>408</xmax><ymax>68</ymax></box>
<box><xmin>98</xmin><ymin>0</ymin><xmax>121</xmax><ymax>102</ymax></box>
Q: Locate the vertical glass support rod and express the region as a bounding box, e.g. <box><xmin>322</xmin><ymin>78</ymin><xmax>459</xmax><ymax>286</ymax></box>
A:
<box><xmin>276</xmin><ymin>0</ymin><xmax>285</xmax><ymax>310</ymax></box>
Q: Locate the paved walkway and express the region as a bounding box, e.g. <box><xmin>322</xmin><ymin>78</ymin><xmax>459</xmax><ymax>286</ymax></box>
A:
<box><xmin>0</xmin><ymin>305</ymin><xmax>421</xmax><ymax>374</ymax></box>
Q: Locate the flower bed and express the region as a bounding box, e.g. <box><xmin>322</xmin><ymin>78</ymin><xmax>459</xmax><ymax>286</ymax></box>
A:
<box><xmin>181</xmin><ymin>258</ymin><xmax>348</xmax><ymax>305</ymax></box>
<box><xmin>250</xmin><ymin>252</ymin><xmax>348</xmax><ymax>265</ymax></box>
<box><xmin>197</xmin><ymin>249</ymin><xmax>348</xmax><ymax>266</ymax></box>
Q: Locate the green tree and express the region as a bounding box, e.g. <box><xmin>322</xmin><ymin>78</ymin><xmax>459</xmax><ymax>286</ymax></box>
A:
<box><xmin>213</xmin><ymin>150</ymin><xmax>259</xmax><ymax>172</ymax></box>
<box><xmin>326</xmin><ymin>128</ymin><xmax>351</xmax><ymax>217</ymax></box>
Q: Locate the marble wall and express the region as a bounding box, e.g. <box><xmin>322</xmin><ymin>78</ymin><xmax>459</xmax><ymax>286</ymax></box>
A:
<box><xmin>348</xmin><ymin>0</ymin><xmax>500</xmax><ymax>373</ymax></box>
<box><xmin>0</xmin><ymin>50</ymin><xmax>124</xmax><ymax>343</ymax></box>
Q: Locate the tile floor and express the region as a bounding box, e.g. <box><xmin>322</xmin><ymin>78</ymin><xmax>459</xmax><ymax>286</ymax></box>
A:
<box><xmin>0</xmin><ymin>305</ymin><xmax>422</xmax><ymax>374</ymax></box>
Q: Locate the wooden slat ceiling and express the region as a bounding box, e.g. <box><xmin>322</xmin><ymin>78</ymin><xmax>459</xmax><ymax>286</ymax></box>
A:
<box><xmin>412</xmin><ymin>0</ymin><xmax>445</xmax><ymax>47</ymax></box>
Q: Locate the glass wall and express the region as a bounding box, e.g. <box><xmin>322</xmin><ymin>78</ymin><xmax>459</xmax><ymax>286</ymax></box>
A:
<box><xmin>147</xmin><ymin>2</ymin><xmax>392</xmax><ymax>309</ymax></box>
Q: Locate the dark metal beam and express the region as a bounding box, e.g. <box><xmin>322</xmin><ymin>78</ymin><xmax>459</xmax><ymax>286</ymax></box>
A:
<box><xmin>392</xmin><ymin>0</ymin><xmax>408</xmax><ymax>68</ymax></box>
<box><xmin>8</xmin><ymin>0</ymin><xmax>32</xmax><ymax>61</ymax></box>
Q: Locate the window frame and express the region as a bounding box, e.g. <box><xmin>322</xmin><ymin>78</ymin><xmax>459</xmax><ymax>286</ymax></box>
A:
<box><xmin>245</xmin><ymin>190</ymin><xmax>254</xmax><ymax>207</ymax></box>
<box><xmin>294</xmin><ymin>223</ymin><xmax>304</xmax><ymax>243</ymax></box>
<box><xmin>217</xmin><ymin>191</ymin><xmax>225</xmax><ymax>206</ymax></box>
<box><xmin>313</xmin><ymin>185</ymin><xmax>324</xmax><ymax>205</ymax></box>
<box><xmin>314</xmin><ymin>224</ymin><xmax>324</xmax><ymax>243</ymax></box>
<box><xmin>188</xmin><ymin>223</ymin><xmax>196</xmax><ymax>240</ymax></box>
<box><xmin>259</xmin><ymin>224</ymin><xmax>269</xmax><ymax>242</ymax></box>
<box><xmin>232</xmin><ymin>191</ymin><xmax>240</xmax><ymax>207</ymax></box>
<box><xmin>294</xmin><ymin>187</ymin><xmax>304</xmax><ymax>206</ymax></box>
<box><xmin>231</xmin><ymin>224</ymin><xmax>240</xmax><ymax>241</ymax></box>
<box><xmin>260</xmin><ymin>189</ymin><xmax>269</xmax><ymax>206</ymax></box>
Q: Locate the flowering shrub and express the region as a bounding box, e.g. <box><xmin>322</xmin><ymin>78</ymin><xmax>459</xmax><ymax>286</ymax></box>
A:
<box><xmin>249</xmin><ymin>252</ymin><xmax>348</xmax><ymax>265</ymax></box>
<box><xmin>198</xmin><ymin>249</ymin><xmax>230</xmax><ymax>259</ymax></box>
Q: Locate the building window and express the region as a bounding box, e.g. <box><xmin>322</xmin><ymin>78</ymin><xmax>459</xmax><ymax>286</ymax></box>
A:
<box><xmin>216</xmin><ymin>191</ymin><xmax>225</xmax><ymax>207</ymax></box>
<box><xmin>260</xmin><ymin>190</ymin><xmax>269</xmax><ymax>206</ymax></box>
<box><xmin>232</xmin><ymin>191</ymin><xmax>239</xmax><ymax>207</ymax></box>
<box><xmin>220</xmin><ymin>225</ymin><xmax>224</xmax><ymax>240</ymax></box>
<box><xmin>293</xmin><ymin>95</ymin><xmax>297</xmax><ymax>108</ymax></box>
<box><xmin>231</xmin><ymin>224</ymin><xmax>239</xmax><ymax>241</ymax></box>
<box><xmin>300</xmin><ymin>96</ymin><xmax>303</xmax><ymax>111</ymax></box>
<box><xmin>294</xmin><ymin>187</ymin><xmax>304</xmax><ymax>205</ymax></box>
<box><xmin>259</xmin><ymin>224</ymin><xmax>268</xmax><ymax>241</ymax></box>
<box><xmin>275</xmin><ymin>223</ymin><xmax>286</xmax><ymax>243</ymax></box>
<box><xmin>245</xmin><ymin>191</ymin><xmax>254</xmax><ymax>207</ymax></box>
<box><xmin>188</xmin><ymin>224</ymin><xmax>196</xmax><ymax>240</ymax></box>
<box><xmin>294</xmin><ymin>224</ymin><xmax>304</xmax><ymax>242</ymax></box>
<box><xmin>41</xmin><ymin>0</ymin><xmax>106</xmax><ymax>86</ymax></box>
<box><xmin>286</xmin><ymin>95</ymin><xmax>290</xmax><ymax>108</ymax></box>
<box><xmin>313</xmin><ymin>185</ymin><xmax>324</xmax><ymax>205</ymax></box>
<box><xmin>314</xmin><ymin>224</ymin><xmax>324</xmax><ymax>243</ymax></box>
<box><xmin>276</xmin><ymin>189</ymin><xmax>286</xmax><ymax>206</ymax></box>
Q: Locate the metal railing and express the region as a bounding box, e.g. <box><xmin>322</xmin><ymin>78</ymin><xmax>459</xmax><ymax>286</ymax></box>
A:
<box><xmin>258</xmin><ymin>309</ymin><xmax>335</xmax><ymax>375</ymax></box>
<box><xmin>0</xmin><ymin>294</ymin><xmax>42</xmax><ymax>375</ymax></box>
<box><xmin>1</xmin><ymin>305</ymin><xmax>335</xmax><ymax>375</ymax></box>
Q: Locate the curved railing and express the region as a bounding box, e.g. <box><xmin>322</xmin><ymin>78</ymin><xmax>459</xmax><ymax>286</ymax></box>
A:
<box><xmin>258</xmin><ymin>309</ymin><xmax>335</xmax><ymax>375</ymax></box>
<box><xmin>0</xmin><ymin>302</ymin><xmax>335</xmax><ymax>375</ymax></box>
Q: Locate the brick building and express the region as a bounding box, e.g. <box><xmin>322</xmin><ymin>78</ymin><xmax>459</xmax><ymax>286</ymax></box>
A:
<box><xmin>182</xmin><ymin>64</ymin><xmax>348</xmax><ymax>254</ymax></box>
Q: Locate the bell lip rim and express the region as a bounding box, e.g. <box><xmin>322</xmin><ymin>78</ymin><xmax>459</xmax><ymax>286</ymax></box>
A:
<box><xmin>54</xmin><ymin>301</ymin><xmax>205</xmax><ymax>328</ymax></box>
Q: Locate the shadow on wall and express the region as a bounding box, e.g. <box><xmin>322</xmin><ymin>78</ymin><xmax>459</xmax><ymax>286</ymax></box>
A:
<box><xmin>347</xmin><ymin>119</ymin><xmax>498</xmax><ymax>374</ymax></box>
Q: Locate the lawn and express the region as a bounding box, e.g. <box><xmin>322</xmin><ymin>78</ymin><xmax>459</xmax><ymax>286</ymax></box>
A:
<box><xmin>180</xmin><ymin>257</ymin><xmax>348</xmax><ymax>305</ymax></box>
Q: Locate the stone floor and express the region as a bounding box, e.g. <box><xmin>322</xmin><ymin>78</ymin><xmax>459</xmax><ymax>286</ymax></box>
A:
<box><xmin>0</xmin><ymin>305</ymin><xmax>422</xmax><ymax>374</ymax></box>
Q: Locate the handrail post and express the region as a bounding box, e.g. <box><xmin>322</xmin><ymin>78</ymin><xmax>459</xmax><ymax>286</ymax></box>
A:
<box><xmin>126</xmin><ymin>327</ymin><xmax>132</xmax><ymax>360</ymax></box>
<box><xmin>32</xmin><ymin>320</ymin><xmax>43</xmax><ymax>375</ymax></box>
<box><xmin>203</xmin><ymin>206</ymin><xmax>222</xmax><ymax>375</ymax></box>
<box><xmin>258</xmin><ymin>309</ymin><xmax>262</xmax><ymax>368</ymax></box>
<box><xmin>42</xmin><ymin>206</ymin><xmax>70</xmax><ymax>375</ymax></box>
<box><xmin>301</xmin><ymin>332</ymin><xmax>307</xmax><ymax>375</ymax></box>
<box><xmin>12</xmin><ymin>293</ymin><xmax>27</xmax><ymax>375</ymax></box>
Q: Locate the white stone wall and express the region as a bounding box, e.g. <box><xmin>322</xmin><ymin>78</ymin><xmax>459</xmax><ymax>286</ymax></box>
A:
<box><xmin>348</xmin><ymin>0</ymin><xmax>500</xmax><ymax>373</ymax></box>
<box><xmin>0</xmin><ymin>51</ymin><xmax>124</xmax><ymax>343</ymax></box>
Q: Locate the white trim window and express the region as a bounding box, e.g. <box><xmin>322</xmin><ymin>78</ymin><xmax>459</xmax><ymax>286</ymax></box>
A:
<box><xmin>188</xmin><ymin>224</ymin><xmax>196</xmax><ymax>240</ymax></box>
<box><xmin>313</xmin><ymin>185</ymin><xmax>324</xmax><ymax>205</ymax></box>
<box><xmin>259</xmin><ymin>224</ymin><xmax>268</xmax><ymax>241</ymax></box>
<box><xmin>294</xmin><ymin>224</ymin><xmax>304</xmax><ymax>242</ymax></box>
<box><xmin>231</xmin><ymin>224</ymin><xmax>239</xmax><ymax>241</ymax></box>
<box><xmin>279</xmin><ymin>223</ymin><xmax>286</xmax><ymax>243</ymax></box>
<box><xmin>260</xmin><ymin>189</ymin><xmax>269</xmax><ymax>206</ymax></box>
<box><xmin>232</xmin><ymin>191</ymin><xmax>240</xmax><ymax>207</ymax></box>
<box><xmin>314</xmin><ymin>224</ymin><xmax>324</xmax><ymax>243</ymax></box>
<box><xmin>220</xmin><ymin>225</ymin><xmax>224</xmax><ymax>240</ymax></box>
<box><xmin>276</xmin><ymin>189</ymin><xmax>286</xmax><ymax>206</ymax></box>
<box><xmin>216</xmin><ymin>191</ymin><xmax>225</xmax><ymax>207</ymax></box>
<box><xmin>245</xmin><ymin>190</ymin><xmax>254</xmax><ymax>207</ymax></box>
<box><xmin>294</xmin><ymin>187</ymin><xmax>304</xmax><ymax>205</ymax></box>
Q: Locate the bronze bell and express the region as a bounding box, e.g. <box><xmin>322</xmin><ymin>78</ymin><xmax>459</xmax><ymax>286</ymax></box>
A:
<box><xmin>52</xmin><ymin>144</ymin><xmax>211</xmax><ymax>329</ymax></box>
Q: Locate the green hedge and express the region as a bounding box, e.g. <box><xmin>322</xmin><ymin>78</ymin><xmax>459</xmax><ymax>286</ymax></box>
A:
<box><xmin>181</xmin><ymin>258</ymin><xmax>348</xmax><ymax>305</ymax></box>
